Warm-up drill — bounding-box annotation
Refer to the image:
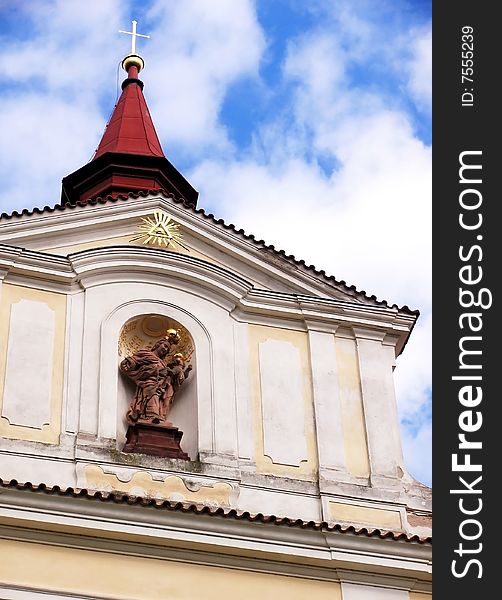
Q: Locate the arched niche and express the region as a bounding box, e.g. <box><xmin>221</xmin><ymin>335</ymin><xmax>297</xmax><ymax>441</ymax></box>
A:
<box><xmin>116</xmin><ymin>314</ymin><xmax>198</xmax><ymax>460</ymax></box>
<box><xmin>98</xmin><ymin>300</ymin><xmax>214</xmax><ymax>460</ymax></box>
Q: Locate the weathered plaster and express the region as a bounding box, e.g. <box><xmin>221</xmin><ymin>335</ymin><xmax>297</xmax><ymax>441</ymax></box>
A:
<box><xmin>0</xmin><ymin>284</ymin><xmax>66</xmax><ymax>444</ymax></box>
<box><xmin>84</xmin><ymin>464</ymin><xmax>233</xmax><ymax>505</ymax></box>
<box><xmin>248</xmin><ymin>324</ymin><xmax>318</xmax><ymax>479</ymax></box>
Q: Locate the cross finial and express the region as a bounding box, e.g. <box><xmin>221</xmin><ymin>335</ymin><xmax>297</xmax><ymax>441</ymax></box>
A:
<box><xmin>119</xmin><ymin>20</ymin><xmax>150</xmax><ymax>55</ymax></box>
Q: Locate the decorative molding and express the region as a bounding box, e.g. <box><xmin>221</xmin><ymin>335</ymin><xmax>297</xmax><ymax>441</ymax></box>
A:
<box><xmin>352</xmin><ymin>327</ymin><xmax>387</xmax><ymax>342</ymax></box>
<box><xmin>337</xmin><ymin>570</ymin><xmax>430</xmax><ymax>592</ymax></box>
<box><xmin>328</xmin><ymin>500</ymin><xmax>402</xmax><ymax>530</ymax></box>
<box><xmin>0</xmin><ymin>241</ymin><xmax>415</xmax><ymax>353</ymax></box>
<box><xmin>0</xmin><ymin>485</ymin><xmax>432</xmax><ymax>584</ymax></box>
<box><xmin>304</xmin><ymin>319</ymin><xmax>339</xmax><ymax>335</ymax></box>
<box><xmin>84</xmin><ymin>465</ymin><xmax>233</xmax><ymax>506</ymax></box>
<box><xmin>335</xmin><ymin>327</ymin><xmax>356</xmax><ymax>340</ymax></box>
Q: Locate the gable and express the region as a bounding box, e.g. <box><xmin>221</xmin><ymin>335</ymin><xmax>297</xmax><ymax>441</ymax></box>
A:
<box><xmin>0</xmin><ymin>190</ymin><xmax>427</xmax><ymax>542</ymax></box>
<box><xmin>0</xmin><ymin>191</ymin><xmax>415</xmax><ymax>311</ymax></box>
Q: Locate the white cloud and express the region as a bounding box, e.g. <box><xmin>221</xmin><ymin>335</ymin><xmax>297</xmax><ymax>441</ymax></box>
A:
<box><xmin>395</xmin><ymin>313</ymin><xmax>432</xmax><ymax>419</ymax></box>
<box><xmin>285</xmin><ymin>34</ymin><xmax>346</xmax><ymax>102</ymax></box>
<box><xmin>0</xmin><ymin>94</ymin><xmax>104</xmax><ymax>208</ymax></box>
<box><xmin>194</xmin><ymin>93</ymin><xmax>431</xmax><ymax>313</ymax></box>
<box><xmin>3</xmin><ymin>0</ymin><xmax>126</xmax><ymax>96</ymax></box>
<box><xmin>190</xmin><ymin>12</ymin><xmax>432</xmax><ymax>484</ymax></box>
<box><xmin>406</xmin><ymin>25</ymin><xmax>432</xmax><ymax>111</ymax></box>
<box><xmin>0</xmin><ymin>0</ymin><xmax>129</xmax><ymax>211</ymax></box>
<box><xmin>402</xmin><ymin>421</ymin><xmax>432</xmax><ymax>487</ymax></box>
<box><xmin>143</xmin><ymin>0</ymin><xmax>266</xmax><ymax>153</ymax></box>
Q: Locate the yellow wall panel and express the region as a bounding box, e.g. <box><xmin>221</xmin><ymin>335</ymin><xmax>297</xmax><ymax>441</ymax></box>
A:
<box><xmin>0</xmin><ymin>539</ymin><xmax>342</xmax><ymax>600</ymax></box>
<box><xmin>329</xmin><ymin>501</ymin><xmax>402</xmax><ymax>530</ymax></box>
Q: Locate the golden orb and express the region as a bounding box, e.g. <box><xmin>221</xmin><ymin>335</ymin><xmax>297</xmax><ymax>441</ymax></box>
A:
<box><xmin>122</xmin><ymin>53</ymin><xmax>145</xmax><ymax>73</ymax></box>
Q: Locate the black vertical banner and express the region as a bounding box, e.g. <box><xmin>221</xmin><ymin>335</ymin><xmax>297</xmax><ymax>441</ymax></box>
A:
<box><xmin>434</xmin><ymin>3</ymin><xmax>497</xmax><ymax>596</ymax></box>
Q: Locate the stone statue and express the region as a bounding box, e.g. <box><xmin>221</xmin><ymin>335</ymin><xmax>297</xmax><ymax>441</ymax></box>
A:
<box><xmin>119</xmin><ymin>329</ymin><xmax>192</xmax><ymax>426</ymax></box>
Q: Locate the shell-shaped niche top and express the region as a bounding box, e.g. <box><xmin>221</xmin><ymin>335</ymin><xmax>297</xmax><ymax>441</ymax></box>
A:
<box><xmin>118</xmin><ymin>314</ymin><xmax>194</xmax><ymax>363</ymax></box>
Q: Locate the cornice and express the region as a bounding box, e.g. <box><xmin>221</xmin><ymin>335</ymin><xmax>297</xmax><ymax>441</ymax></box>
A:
<box><xmin>0</xmin><ymin>244</ymin><xmax>78</xmax><ymax>290</ymax></box>
<box><xmin>69</xmin><ymin>245</ymin><xmax>253</xmax><ymax>301</ymax></box>
<box><xmin>0</xmin><ymin>484</ymin><xmax>431</xmax><ymax>585</ymax></box>
<box><xmin>0</xmin><ymin>195</ymin><xmax>420</xmax><ymax>317</ymax></box>
<box><xmin>0</xmin><ymin>243</ymin><xmax>415</xmax><ymax>347</ymax></box>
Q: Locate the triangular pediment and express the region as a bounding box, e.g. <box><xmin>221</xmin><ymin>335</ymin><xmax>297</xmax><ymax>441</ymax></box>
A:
<box><xmin>0</xmin><ymin>191</ymin><xmax>416</xmax><ymax>315</ymax></box>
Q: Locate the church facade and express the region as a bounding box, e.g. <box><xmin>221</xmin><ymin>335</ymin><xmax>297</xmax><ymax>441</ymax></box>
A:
<box><xmin>0</xmin><ymin>43</ymin><xmax>431</xmax><ymax>599</ymax></box>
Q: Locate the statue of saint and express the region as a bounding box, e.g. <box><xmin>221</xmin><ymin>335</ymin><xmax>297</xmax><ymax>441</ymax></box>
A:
<box><xmin>119</xmin><ymin>329</ymin><xmax>192</xmax><ymax>426</ymax></box>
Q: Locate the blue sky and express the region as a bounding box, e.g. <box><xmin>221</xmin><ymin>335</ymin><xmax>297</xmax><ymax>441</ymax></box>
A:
<box><xmin>0</xmin><ymin>0</ymin><xmax>431</xmax><ymax>485</ymax></box>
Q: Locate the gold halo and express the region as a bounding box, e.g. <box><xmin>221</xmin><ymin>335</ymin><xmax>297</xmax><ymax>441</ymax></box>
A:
<box><xmin>118</xmin><ymin>316</ymin><xmax>194</xmax><ymax>362</ymax></box>
<box><xmin>141</xmin><ymin>316</ymin><xmax>166</xmax><ymax>337</ymax></box>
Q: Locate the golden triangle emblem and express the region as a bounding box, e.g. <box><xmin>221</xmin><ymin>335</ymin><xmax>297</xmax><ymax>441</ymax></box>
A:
<box><xmin>130</xmin><ymin>210</ymin><xmax>190</xmax><ymax>250</ymax></box>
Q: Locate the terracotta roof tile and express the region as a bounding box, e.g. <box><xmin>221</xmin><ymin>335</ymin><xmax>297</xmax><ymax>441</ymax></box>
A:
<box><xmin>0</xmin><ymin>478</ymin><xmax>430</xmax><ymax>544</ymax></box>
<box><xmin>0</xmin><ymin>189</ymin><xmax>419</xmax><ymax>317</ymax></box>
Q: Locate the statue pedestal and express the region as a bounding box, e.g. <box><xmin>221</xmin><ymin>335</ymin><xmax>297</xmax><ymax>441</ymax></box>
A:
<box><xmin>122</xmin><ymin>422</ymin><xmax>190</xmax><ymax>460</ymax></box>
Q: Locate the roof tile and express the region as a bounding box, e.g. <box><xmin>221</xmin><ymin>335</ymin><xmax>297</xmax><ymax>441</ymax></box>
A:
<box><xmin>0</xmin><ymin>478</ymin><xmax>431</xmax><ymax>544</ymax></box>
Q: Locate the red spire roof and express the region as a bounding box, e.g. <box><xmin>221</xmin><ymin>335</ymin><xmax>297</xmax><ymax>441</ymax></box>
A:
<box><xmin>60</xmin><ymin>56</ymin><xmax>198</xmax><ymax>208</ymax></box>
<box><xmin>93</xmin><ymin>64</ymin><xmax>164</xmax><ymax>159</ymax></box>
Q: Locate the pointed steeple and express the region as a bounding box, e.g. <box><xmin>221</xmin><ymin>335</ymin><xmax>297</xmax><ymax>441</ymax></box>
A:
<box><xmin>61</xmin><ymin>39</ymin><xmax>198</xmax><ymax>207</ymax></box>
<box><xmin>93</xmin><ymin>55</ymin><xmax>164</xmax><ymax>159</ymax></box>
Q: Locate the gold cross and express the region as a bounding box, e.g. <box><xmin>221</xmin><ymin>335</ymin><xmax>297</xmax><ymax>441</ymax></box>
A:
<box><xmin>119</xmin><ymin>20</ymin><xmax>150</xmax><ymax>55</ymax></box>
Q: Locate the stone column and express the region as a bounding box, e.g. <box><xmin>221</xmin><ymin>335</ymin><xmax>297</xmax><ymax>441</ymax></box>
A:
<box><xmin>233</xmin><ymin>321</ymin><xmax>254</xmax><ymax>461</ymax></box>
<box><xmin>353</xmin><ymin>328</ymin><xmax>404</xmax><ymax>488</ymax></box>
<box><xmin>306</xmin><ymin>322</ymin><xmax>352</xmax><ymax>484</ymax></box>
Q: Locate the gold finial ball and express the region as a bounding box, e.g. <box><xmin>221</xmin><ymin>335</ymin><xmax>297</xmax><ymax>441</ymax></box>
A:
<box><xmin>122</xmin><ymin>53</ymin><xmax>145</xmax><ymax>73</ymax></box>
